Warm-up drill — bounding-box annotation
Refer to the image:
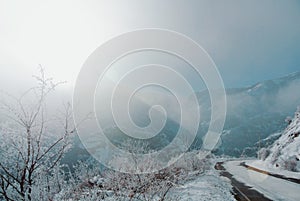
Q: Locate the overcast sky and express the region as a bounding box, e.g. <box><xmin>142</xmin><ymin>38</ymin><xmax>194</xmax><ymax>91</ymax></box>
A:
<box><xmin>0</xmin><ymin>0</ymin><xmax>300</xmax><ymax>92</ymax></box>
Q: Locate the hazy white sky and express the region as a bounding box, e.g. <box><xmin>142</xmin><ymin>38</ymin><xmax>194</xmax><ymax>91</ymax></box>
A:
<box><xmin>0</xmin><ymin>0</ymin><xmax>127</xmax><ymax>90</ymax></box>
<box><xmin>1</xmin><ymin>0</ymin><xmax>300</xmax><ymax>91</ymax></box>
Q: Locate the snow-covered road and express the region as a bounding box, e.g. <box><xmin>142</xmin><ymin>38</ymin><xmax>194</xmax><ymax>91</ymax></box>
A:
<box><xmin>224</xmin><ymin>161</ymin><xmax>300</xmax><ymax>201</ymax></box>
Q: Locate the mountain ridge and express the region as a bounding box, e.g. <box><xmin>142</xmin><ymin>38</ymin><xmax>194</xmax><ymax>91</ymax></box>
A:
<box><xmin>195</xmin><ymin>71</ymin><xmax>300</xmax><ymax>156</ymax></box>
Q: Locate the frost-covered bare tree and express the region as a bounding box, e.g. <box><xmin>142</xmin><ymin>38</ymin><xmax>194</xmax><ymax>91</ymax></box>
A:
<box><xmin>48</xmin><ymin>138</ymin><xmax>211</xmax><ymax>200</ymax></box>
<box><xmin>0</xmin><ymin>67</ymin><xmax>75</xmax><ymax>201</ymax></box>
<box><xmin>102</xmin><ymin>139</ymin><xmax>210</xmax><ymax>201</ymax></box>
<box><xmin>54</xmin><ymin>160</ymin><xmax>104</xmax><ymax>201</ymax></box>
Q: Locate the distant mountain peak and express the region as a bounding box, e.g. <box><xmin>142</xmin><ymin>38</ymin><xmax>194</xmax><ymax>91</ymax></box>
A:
<box><xmin>246</xmin><ymin>71</ymin><xmax>300</xmax><ymax>96</ymax></box>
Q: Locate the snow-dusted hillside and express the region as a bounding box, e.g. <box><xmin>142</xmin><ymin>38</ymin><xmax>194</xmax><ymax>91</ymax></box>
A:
<box><xmin>196</xmin><ymin>71</ymin><xmax>300</xmax><ymax>157</ymax></box>
<box><xmin>259</xmin><ymin>107</ymin><xmax>300</xmax><ymax>171</ymax></box>
<box><xmin>66</xmin><ymin>72</ymin><xmax>300</xmax><ymax>163</ymax></box>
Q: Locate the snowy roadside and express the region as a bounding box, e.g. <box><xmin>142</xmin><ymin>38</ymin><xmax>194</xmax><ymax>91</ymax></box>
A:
<box><xmin>246</xmin><ymin>160</ymin><xmax>300</xmax><ymax>180</ymax></box>
<box><xmin>170</xmin><ymin>163</ymin><xmax>235</xmax><ymax>201</ymax></box>
<box><xmin>54</xmin><ymin>158</ymin><xmax>236</xmax><ymax>201</ymax></box>
<box><xmin>224</xmin><ymin>160</ymin><xmax>300</xmax><ymax>201</ymax></box>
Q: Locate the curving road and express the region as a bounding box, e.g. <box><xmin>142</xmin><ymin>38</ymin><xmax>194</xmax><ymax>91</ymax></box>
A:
<box><xmin>215</xmin><ymin>162</ymin><xmax>272</xmax><ymax>201</ymax></box>
<box><xmin>216</xmin><ymin>160</ymin><xmax>300</xmax><ymax>201</ymax></box>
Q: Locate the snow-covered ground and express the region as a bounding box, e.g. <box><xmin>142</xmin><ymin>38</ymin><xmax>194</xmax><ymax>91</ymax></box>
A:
<box><xmin>224</xmin><ymin>160</ymin><xmax>300</xmax><ymax>201</ymax></box>
<box><xmin>247</xmin><ymin>160</ymin><xmax>300</xmax><ymax>180</ymax></box>
<box><xmin>171</xmin><ymin>169</ymin><xmax>235</xmax><ymax>201</ymax></box>
<box><xmin>54</xmin><ymin>168</ymin><xmax>235</xmax><ymax>201</ymax></box>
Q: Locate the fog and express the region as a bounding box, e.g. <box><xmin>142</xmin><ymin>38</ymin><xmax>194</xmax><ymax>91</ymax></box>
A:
<box><xmin>0</xmin><ymin>0</ymin><xmax>299</xmax><ymax>151</ymax></box>
<box><xmin>1</xmin><ymin>0</ymin><xmax>300</xmax><ymax>92</ymax></box>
